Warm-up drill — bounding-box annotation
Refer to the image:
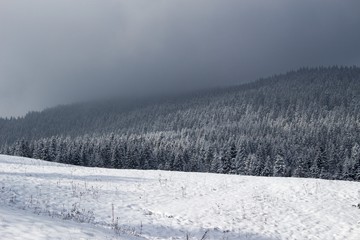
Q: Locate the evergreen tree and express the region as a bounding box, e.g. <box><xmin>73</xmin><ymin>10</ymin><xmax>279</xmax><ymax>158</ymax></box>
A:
<box><xmin>261</xmin><ymin>156</ymin><xmax>272</xmax><ymax>176</ymax></box>
<box><xmin>273</xmin><ymin>154</ymin><xmax>285</xmax><ymax>177</ymax></box>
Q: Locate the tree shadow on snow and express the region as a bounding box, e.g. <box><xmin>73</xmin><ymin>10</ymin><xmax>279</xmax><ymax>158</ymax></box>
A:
<box><xmin>118</xmin><ymin>223</ymin><xmax>277</xmax><ymax>240</ymax></box>
<box><xmin>0</xmin><ymin>171</ymin><xmax>154</xmax><ymax>183</ymax></box>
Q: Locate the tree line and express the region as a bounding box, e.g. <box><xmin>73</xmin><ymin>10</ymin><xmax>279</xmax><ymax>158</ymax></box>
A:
<box><xmin>1</xmin><ymin>66</ymin><xmax>360</xmax><ymax>180</ymax></box>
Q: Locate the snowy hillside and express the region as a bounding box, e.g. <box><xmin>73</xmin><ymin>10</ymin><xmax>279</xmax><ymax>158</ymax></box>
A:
<box><xmin>3</xmin><ymin>67</ymin><xmax>360</xmax><ymax>182</ymax></box>
<box><xmin>1</xmin><ymin>155</ymin><xmax>360</xmax><ymax>240</ymax></box>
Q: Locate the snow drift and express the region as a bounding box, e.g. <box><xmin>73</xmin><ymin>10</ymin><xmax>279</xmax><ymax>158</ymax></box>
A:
<box><xmin>0</xmin><ymin>155</ymin><xmax>360</xmax><ymax>239</ymax></box>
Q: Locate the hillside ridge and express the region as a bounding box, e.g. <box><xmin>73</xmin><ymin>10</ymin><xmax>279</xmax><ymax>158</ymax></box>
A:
<box><xmin>1</xmin><ymin>66</ymin><xmax>360</xmax><ymax>181</ymax></box>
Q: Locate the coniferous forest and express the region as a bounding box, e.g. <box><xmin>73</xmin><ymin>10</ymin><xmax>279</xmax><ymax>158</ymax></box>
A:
<box><xmin>1</xmin><ymin>66</ymin><xmax>360</xmax><ymax>180</ymax></box>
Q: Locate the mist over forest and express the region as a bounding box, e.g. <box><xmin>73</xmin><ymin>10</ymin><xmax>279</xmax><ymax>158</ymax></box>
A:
<box><xmin>2</xmin><ymin>1</ymin><xmax>360</xmax><ymax>239</ymax></box>
<box><xmin>1</xmin><ymin>66</ymin><xmax>360</xmax><ymax>181</ymax></box>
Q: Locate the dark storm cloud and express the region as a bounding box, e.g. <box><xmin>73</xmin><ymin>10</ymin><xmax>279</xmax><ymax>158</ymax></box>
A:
<box><xmin>1</xmin><ymin>0</ymin><xmax>360</xmax><ymax>117</ymax></box>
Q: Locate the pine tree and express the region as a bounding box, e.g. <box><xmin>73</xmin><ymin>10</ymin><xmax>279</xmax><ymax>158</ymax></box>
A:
<box><xmin>204</xmin><ymin>147</ymin><xmax>214</xmax><ymax>172</ymax></box>
<box><xmin>294</xmin><ymin>156</ymin><xmax>307</xmax><ymax>178</ymax></box>
<box><xmin>48</xmin><ymin>137</ymin><xmax>57</xmax><ymax>161</ymax></box>
<box><xmin>273</xmin><ymin>154</ymin><xmax>285</xmax><ymax>177</ymax></box>
<box><xmin>14</xmin><ymin>139</ymin><xmax>30</xmax><ymax>158</ymax></box>
<box><xmin>261</xmin><ymin>156</ymin><xmax>272</xmax><ymax>176</ymax></box>
<box><xmin>235</xmin><ymin>144</ymin><xmax>247</xmax><ymax>175</ymax></box>
<box><xmin>342</xmin><ymin>156</ymin><xmax>354</xmax><ymax>180</ymax></box>
<box><xmin>246</xmin><ymin>154</ymin><xmax>258</xmax><ymax>175</ymax></box>
<box><xmin>220</xmin><ymin>148</ymin><xmax>232</xmax><ymax>174</ymax></box>
<box><xmin>351</xmin><ymin>143</ymin><xmax>360</xmax><ymax>171</ymax></box>
<box><xmin>310</xmin><ymin>159</ymin><xmax>320</xmax><ymax>178</ymax></box>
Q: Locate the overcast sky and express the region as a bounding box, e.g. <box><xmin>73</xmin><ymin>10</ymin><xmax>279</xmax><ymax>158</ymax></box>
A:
<box><xmin>1</xmin><ymin>0</ymin><xmax>360</xmax><ymax>117</ymax></box>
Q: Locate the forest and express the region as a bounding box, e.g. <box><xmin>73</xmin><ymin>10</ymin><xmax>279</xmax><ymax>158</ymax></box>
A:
<box><xmin>1</xmin><ymin>66</ymin><xmax>360</xmax><ymax>180</ymax></box>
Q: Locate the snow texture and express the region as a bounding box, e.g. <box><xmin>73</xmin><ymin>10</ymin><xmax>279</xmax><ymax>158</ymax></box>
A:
<box><xmin>1</xmin><ymin>155</ymin><xmax>360</xmax><ymax>239</ymax></box>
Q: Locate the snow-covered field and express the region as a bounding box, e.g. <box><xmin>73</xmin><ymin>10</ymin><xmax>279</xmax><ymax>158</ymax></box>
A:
<box><xmin>1</xmin><ymin>155</ymin><xmax>360</xmax><ymax>240</ymax></box>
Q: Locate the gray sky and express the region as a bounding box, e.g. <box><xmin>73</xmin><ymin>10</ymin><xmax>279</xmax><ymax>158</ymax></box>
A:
<box><xmin>1</xmin><ymin>0</ymin><xmax>360</xmax><ymax>117</ymax></box>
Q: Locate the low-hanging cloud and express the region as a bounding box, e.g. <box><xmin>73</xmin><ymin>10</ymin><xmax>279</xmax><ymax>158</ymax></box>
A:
<box><xmin>1</xmin><ymin>0</ymin><xmax>360</xmax><ymax>117</ymax></box>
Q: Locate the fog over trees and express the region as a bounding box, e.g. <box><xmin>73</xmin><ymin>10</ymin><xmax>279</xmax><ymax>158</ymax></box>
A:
<box><xmin>1</xmin><ymin>66</ymin><xmax>360</xmax><ymax>180</ymax></box>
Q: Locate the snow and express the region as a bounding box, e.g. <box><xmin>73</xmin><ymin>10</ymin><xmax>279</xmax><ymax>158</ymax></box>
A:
<box><xmin>1</xmin><ymin>155</ymin><xmax>360</xmax><ymax>240</ymax></box>
<box><xmin>0</xmin><ymin>206</ymin><xmax>130</xmax><ymax>240</ymax></box>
